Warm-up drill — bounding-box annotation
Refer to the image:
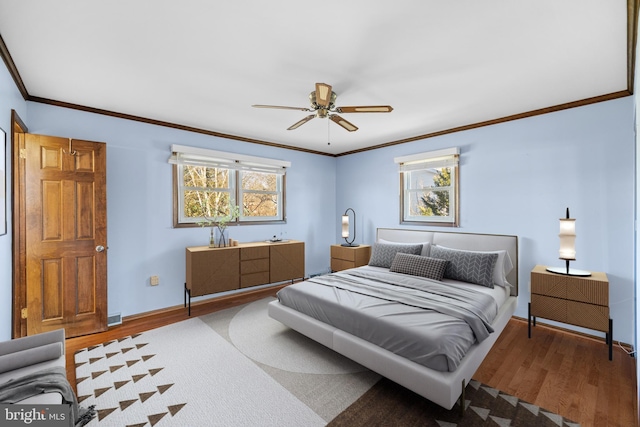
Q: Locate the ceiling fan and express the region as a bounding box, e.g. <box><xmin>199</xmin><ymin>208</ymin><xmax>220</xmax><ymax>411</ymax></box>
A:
<box><xmin>252</xmin><ymin>83</ymin><xmax>393</xmax><ymax>132</ymax></box>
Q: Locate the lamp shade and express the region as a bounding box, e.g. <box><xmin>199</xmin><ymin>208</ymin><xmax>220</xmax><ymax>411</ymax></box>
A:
<box><xmin>558</xmin><ymin>218</ymin><xmax>576</xmax><ymax>260</ymax></box>
<box><xmin>340</xmin><ymin>208</ymin><xmax>358</xmax><ymax>247</ymax></box>
<box><xmin>342</xmin><ymin>215</ymin><xmax>349</xmax><ymax>238</ymax></box>
<box><xmin>547</xmin><ymin>207</ymin><xmax>590</xmax><ymax>276</ymax></box>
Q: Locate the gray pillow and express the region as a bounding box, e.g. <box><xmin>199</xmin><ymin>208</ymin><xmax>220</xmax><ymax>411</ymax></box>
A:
<box><xmin>389</xmin><ymin>253</ymin><xmax>449</xmax><ymax>281</ymax></box>
<box><xmin>368</xmin><ymin>242</ymin><xmax>423</xmax><ymax>268</ymax></box>
<box><xmin>429</xmin><ymin>245</ymin><xmax>499</xmax><ymax>288</ymax></box>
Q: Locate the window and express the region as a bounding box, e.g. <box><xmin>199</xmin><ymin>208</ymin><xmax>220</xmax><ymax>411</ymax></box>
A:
<box><xmin>395</xmin><ymin>147</ymin><xmax>459</xmax><ymax>227</ymax></box>
<box><xmin>170</xmin><ymin>145</ymin><xmax>289</xmax><ymax>226</ymax></box>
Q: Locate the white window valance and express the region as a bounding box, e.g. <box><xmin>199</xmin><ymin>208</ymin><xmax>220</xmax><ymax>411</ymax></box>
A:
<box><xmin>394</xmin><ymin>147</ymin><xmax>459</xmax><ymax>172</ymax></box>
<box><xmin>168</xmin><ymin>144</ymin><xmax>291</xmax><ymax>175</ymax></box>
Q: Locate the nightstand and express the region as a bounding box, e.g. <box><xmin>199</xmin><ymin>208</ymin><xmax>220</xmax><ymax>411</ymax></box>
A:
<box><xmin>330</xmin><ymin>244</ymin><xmax>371</xmax><ymax>272</ymax></box>
<box><xmin>528</xmin><ymin>264</ymin><xmax>612</xmax><ymax>360</ymax></box>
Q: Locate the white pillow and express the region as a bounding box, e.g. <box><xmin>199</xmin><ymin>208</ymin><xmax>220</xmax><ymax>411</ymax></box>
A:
<box><xmin>378</xmin><ymin>238</ymin><xmax>431</xmax><ymax>256</ymax></box>
<box><xmin>432</xmin><ymin>245</ymin><xmax>513</xmax><ymax>288</ymax></box>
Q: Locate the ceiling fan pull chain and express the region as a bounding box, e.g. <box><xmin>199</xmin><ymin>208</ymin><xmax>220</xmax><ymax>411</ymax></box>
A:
<box><xmin>327</xmin><ymin>117</ymin><xmax>331</xmax><ymax>145</ymax></box>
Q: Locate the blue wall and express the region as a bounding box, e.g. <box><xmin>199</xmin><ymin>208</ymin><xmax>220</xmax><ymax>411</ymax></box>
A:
<box><xmin>336</xmin><ymin>97</ymin><xmax>636</xmax><ymax>344</ymax></box>
<box><xmin>0</xmin><ymin>53</ymin><xmax>636</xmax><ymax>346</ymax></box>
<box><xmin>24</xmin><ymin>102</ymin><xmax>337</xmax><ymax>322</ymax></box>
<box><xmin>0</xmin><ymin>62</ymin><xmax>27</xmax><ymax>340</ymax></box>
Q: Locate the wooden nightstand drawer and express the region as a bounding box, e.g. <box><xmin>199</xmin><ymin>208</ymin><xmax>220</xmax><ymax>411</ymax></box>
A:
<box><xmin>331</xmin><ymin>245</ymin><xmax>356</xmax><ymax>261</ymax></box>
<box><xmin>531</xmin><ymin>294</ymin><xmax>567</xmax><ymax>323</ymax></box>
<box><xmin>531</xmin><ymin>266</ymin><xmax>608</xmax><ymax>306</ymax></box>
<box><xmin>567</xmin><ymin>300</ymin><xmax>609</xmax><ymax>332</ymax></box>
<box><xmin>330</xmin><ymin>245</ymin><xmax>371</xmax><ymax>272</ymax></box>
<box><xmin>331</xmin><ymin>258</ymin><xmax>354</xmax><ymax>272</ymax></box>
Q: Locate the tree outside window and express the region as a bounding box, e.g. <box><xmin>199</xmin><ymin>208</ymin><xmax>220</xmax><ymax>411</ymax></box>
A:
<box><xmin>396</xmin><ymin>148</ymin><xmax>459</xmax><ymax>227</ymax></box>
<box><xmin>171</xmin><ymin>146</ymin><xmax>288</xmax><ymax>227</ymax></box>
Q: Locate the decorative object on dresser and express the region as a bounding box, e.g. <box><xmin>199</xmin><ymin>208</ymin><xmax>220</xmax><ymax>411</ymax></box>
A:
<box><xmin>341</xmin><ymin>208</ymin><xmax>359</xmax><ymax>247</ymax></box>
<box><xmin>330</xmin><ymin>244</ymin><xmax>371</xmax><ymax>272</ymax></box>
<box><xmin>197</xmin><ymin>203</ymin><xmax>242</xmax><ymax>248</ymax></box>
<box><xmin>546</xmin><ymin>207</ymin><xmax>591</xmax><ymax>276</ymax></box>
<box><xmin>185</xmin><ymin>240</ymin><xmax>304</xmax><ymax>315</ymax></box>
<box><xmin>529</xmin><ymin>264</ymin><xmax>612</xmax><ymax>360</ymax></box>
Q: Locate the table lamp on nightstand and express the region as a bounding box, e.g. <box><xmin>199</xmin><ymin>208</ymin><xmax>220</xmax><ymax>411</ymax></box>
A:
<box><xmin>341</xmin><ymin>208</ymin><xmax>359</xmax><ymax>247</ymax></box>
<box><xmin>546</xmin><ymin>207</ymin><xmax>591</xmax><ymax>277</ymax></box>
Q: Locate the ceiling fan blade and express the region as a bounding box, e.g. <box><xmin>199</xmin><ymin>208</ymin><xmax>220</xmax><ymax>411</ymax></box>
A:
<box><xmin>252</xmin><ymin>104</ymin><xmax>312</xmax><ymax>112</ymax></box>
<box><xmin>330</xmin><ymin>115</ymin><xmax>358</xmax><ymax>132</ymax></box>
<box><xmin>287</xmin><ymin>114</ymin><xmax>316</xmax><ymax>130</ymax></box>
<box><xmin>337</xmin><ymin>105</ymin><xmax>394</xmax><ymax>113</ymax></box>
<box><xmin>315</xmin><ymin>83</ymin><xmax>333</xmax><ymax>107</ymax></box>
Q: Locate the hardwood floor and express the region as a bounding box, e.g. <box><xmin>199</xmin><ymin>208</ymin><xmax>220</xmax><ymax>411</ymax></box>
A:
<box><xmin>65</xmin><ymin>290</ymin><xmax>637</xmax><ymax>427</ymax></box>
<box><xmin>475</xmin><ymin>318</ymin><xmax>637</xmax><ymax>427</ymax></box>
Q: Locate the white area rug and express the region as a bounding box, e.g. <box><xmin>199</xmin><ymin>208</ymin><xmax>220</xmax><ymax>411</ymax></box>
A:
<box><xmin>228</xmin><ymin>298</ymin><xmax>366</xmax><ymax>374</ymax></box>
<box><xmin>75</xmin><ymin>298</ymin><xmax>379</xmax><ymax>426</ymax></box>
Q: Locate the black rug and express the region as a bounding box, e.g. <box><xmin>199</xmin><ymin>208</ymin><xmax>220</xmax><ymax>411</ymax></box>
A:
<box><xmin>328</xmin><ymin>377</ymin><xmax>580</xmax><ymax>427</ymax></box>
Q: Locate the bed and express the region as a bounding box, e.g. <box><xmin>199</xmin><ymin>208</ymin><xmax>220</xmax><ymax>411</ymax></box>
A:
<box><xmin>267</xmin><ymin>228</ymin><xmax>518</xmax><ymax>410</ymax></box>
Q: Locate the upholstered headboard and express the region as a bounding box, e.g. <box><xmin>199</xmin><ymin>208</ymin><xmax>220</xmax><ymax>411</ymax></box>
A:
<box><xmin>376</xmin><ymin>228</ymin><xmax>518</xmax><ymax>296</ymax></box>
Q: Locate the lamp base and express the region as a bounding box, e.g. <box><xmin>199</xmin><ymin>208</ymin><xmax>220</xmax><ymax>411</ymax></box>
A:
<box><xmin>546</xmin><ymin>266</ymin><xmax>591</xmax><ymax>277</ymax></box>
<box><xmin>341</xmin><ymin>243</ymin><xmax>360</xmax><ymax>247</ymax></box>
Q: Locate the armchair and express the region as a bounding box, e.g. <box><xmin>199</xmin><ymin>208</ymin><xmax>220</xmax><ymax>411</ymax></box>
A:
<box><xmin>0</xmin><ymin>329</ymin><xmax>66</xmax><ymax>404</ymax></box>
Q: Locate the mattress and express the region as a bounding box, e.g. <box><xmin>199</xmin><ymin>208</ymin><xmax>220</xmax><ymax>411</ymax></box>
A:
<box><xmin>276</xmin><ymin>265</ymin><xmax>508</xmax><ymax>372</ymax></box>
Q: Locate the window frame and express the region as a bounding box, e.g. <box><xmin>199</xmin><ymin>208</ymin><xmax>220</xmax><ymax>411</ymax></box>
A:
<box><xmin>395</xmin><ymin>148</ymin><xmax>460</xmax><ymax>227</ymax></box>
<box><xmin>171</xmin><ymin>145</ymin><xmax>289</xmax><ymax>228</ymax></box>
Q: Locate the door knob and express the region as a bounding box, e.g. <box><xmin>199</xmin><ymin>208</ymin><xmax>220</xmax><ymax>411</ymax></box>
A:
<box><xmin>96</xmin><ymin>245</ymin><xmax>105</xmax><ymax>252</ymax></box>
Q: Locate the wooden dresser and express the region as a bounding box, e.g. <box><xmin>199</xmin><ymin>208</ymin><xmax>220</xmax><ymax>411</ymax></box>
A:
<box><xmin>185</xmin><ymin>240</ymin><xmax>304</xmax><ymax>314</ymax></box>
<box><xmin>528</xmin><ymin>264</ymin><xmax>612</xmax><ymax>360</ymax></box>
<box><xmin>330</xmin><ymin>244</ymin><xmax>371</xmax><ymax>272</ymax></box>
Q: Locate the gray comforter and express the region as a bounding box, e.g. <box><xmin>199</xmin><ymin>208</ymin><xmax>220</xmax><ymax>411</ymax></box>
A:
<box><xmin>277</xmin><ymin>268</ymin><xmax>499</xmax><ymax>372</ymax></box>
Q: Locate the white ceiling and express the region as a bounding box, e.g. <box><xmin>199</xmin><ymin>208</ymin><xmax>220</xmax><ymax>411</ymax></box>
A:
<box><xmin>0</xmin><ymin>1</ymin><xmax>632</xmax><ymax>156</ymax></box>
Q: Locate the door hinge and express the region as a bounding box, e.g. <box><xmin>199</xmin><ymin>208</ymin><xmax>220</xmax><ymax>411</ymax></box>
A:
<box><xmin>19</xmin><ymin>149</ymin><xmax>26</xmax><ymax>159</ymax></box>
<box><xmin>21</xmin><ymin>308</ymin><xmax>27</xmax><ymax>319</ymax></box>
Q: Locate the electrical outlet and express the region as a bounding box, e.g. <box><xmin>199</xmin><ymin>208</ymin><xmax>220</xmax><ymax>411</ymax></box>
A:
<box><xmin>150</xmin><ymin>275</ymin><xmax>159</xmax><ymax>286</ymax></box>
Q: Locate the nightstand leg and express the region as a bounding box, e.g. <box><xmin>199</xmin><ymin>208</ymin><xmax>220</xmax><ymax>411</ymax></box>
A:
<box><xmin>608</xmin><ymin>318</ymin><xmax>613</xmax><ymax>361</ymax></box>
<box><xmin>528</xmin><ymin>303</ymin><xmax>531</xmax><ymax>338</ymax></box>
<box><xmin>184</xmin><ymin>283</ymin><xmax>191</xmax><ymax>317</ymax></box>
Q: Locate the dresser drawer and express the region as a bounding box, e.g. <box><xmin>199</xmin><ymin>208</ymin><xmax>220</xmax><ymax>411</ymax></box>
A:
<box><xmin>241</xmin><ymin>272</ymin><xmax>270</xmax><ymax>288</ymax></box>
<box><xmin>241</xmin><ymin>258</ymin><xmax>269</xmax><ymax>274</ymax></box>
<box><xmin>241</xmin><ymin>246</ymin><xmax>270</xmax><ymax>260</ymax></box>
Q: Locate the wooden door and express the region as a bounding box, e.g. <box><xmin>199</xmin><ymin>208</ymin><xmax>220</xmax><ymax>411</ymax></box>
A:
<box><xmin>24</xmin><ymin>134</ymin><xmax>107</xmax><ymax>337</ymax></box>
